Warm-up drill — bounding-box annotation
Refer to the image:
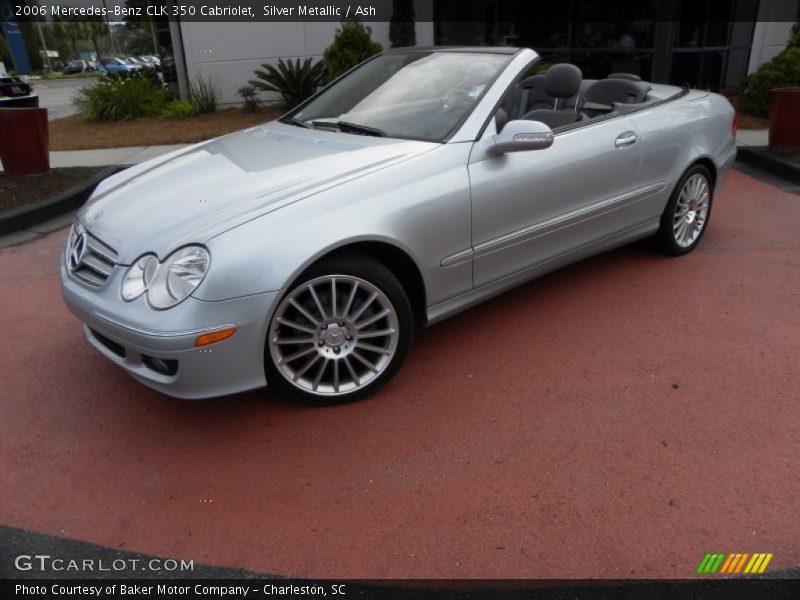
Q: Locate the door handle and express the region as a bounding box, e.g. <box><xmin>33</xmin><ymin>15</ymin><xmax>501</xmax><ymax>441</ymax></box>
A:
<box><xmin>615</xmin><ymin>131</ymin><xmax>638</xmax><ymax>148</ymax></box>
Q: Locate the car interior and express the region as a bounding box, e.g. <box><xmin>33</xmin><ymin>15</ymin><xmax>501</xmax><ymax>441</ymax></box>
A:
<box><xmin>494</xmin><ymin>62</ymin><xmax>656</xmax><ymax>133</ymax></box>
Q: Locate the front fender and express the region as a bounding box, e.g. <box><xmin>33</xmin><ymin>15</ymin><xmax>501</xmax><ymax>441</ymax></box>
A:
<box><xmin>193</xmin><ymin>143</ymin><xmax>474</xmax><ymax>305</ymax></box>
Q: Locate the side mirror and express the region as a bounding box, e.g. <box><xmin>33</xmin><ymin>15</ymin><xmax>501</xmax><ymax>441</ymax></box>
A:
<box><xmin>489</xmin><ymin>120</ymin><xmax>554</xmax><ymax>155</ymax></box>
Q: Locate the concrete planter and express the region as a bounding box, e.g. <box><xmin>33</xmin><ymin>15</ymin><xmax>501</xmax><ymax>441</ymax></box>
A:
<box><xmin>768</xmin><ymin>88</ymin><xmax>800</xmax><ymax>150</ymax></box>
<box><xmin>0</xmin><ymin>107</ymin><xmax>50</xmax><ymax>175</ymax></box>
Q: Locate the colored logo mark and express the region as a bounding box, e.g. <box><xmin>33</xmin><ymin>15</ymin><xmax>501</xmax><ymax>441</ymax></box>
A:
<box><xmin>697</xmin><ymin>553</ymin><xmax>773</xmax><ymax>574</ymax></box>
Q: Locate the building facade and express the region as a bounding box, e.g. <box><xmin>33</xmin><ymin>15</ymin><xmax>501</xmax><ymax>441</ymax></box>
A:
<box><xmin>156</xmin><ymin>0</ymin><xmax>797</xmax><ymax>105</ymax></box>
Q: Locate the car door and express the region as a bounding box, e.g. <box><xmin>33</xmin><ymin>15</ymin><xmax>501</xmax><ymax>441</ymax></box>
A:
<box><xmin>467</xmin><ymin>116</ymin><xmax>643</xmax><ymax>287</ymax></box>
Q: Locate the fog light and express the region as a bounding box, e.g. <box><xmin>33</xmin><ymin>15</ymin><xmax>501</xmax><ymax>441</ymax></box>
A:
<box><xmin>142</xmin><ymin>355</ymin><xmax>178</xmax><ymax>376</ymax></box>
<box><xmin>195</xmin><ymin>326</ymin><xmax>237</xmax><ymax>347</ymax></box>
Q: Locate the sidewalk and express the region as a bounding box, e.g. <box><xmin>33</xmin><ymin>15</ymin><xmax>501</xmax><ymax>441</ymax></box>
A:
<box><xmin>48</xmin><ymin>144</ymin><xmax>190</xmax><ymax>168</ymax></box>
<box><xmin>736</xmin><ymin>129</ymin><xmax>768</xmax><ymax>147</ymax></box>
<box><xmin>0</xmin><ymin>144</ymin><xmax>189</xmax><ymax>172</ymax></box>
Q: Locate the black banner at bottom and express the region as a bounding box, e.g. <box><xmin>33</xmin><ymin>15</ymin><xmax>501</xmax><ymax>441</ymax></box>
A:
<box><xmin>3</xmin><ymin>578</ymin><xmax>800</xmax><ymax>600</ymax></box>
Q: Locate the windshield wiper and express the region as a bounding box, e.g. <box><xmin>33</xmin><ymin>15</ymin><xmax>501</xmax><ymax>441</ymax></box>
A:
<box><xmin>337</xmin><ymin>121</ymin><xmax>386</xmax><ymax>137</ymax></box>
<box><xmin>281</xmin><ymin>116</ymin><xmax>310</xmax><ymax>129</ymax></box>
<box><xmin>310</xmin><ymin>120</ymin><xmax>341</xmax><ymax>130</ymax></box>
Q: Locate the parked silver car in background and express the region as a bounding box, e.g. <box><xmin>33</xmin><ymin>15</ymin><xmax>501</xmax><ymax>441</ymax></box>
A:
<box><xmin>60</xmin><ymin>47</ymin><xmax>737</xmax><ymax>405</ymax></box>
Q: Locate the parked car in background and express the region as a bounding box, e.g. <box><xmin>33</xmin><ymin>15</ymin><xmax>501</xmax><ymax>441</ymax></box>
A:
<box><xmin>121</xmin><ymin>57</ymin><xmax>145</xmax><ymax>70</ymax></box>
<box><xmin>99</xmin><ymin>58</ymin><xmax>138</xmax><ymax>74</ymax></box>
<box><xmin>136</xmin><ymin>55</ymin><xmax>161</xmax><ymax>72</ymax></box>
<box><xmin>63</xmin><ymin>60</ymin><xmax>96</xmax><ymax>75</ymax></box>
<box><xmin>0</xmin><ymin>75</ymin><xmax>38</xmax><ymax>107</ymax></box>
<box><xmin>60</xmin><ymin>47</ymin><xmax>736</xmax><ymax>405</ymax></box>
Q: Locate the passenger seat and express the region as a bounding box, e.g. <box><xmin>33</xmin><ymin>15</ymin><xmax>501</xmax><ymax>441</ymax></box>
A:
<box><xmin>517</xmin><ymin>73</ymin><xmax>553</xmax><ymax>113</ymax></box>
<box><xmin>521</xmin><ymin>64</ymin><xmax>583</xmax><ymax>129</ymax></box>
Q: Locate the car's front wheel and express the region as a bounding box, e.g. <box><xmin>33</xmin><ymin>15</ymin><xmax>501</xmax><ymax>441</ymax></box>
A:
<box><xmin>654</xmin><ymin>164</ymin><xmax>714</xmax><ymax>255</ymax></box>
<box><xmin>265</xmin><ymin>253</ymin><xmax>414</xmax><ymax>405</ymax></box>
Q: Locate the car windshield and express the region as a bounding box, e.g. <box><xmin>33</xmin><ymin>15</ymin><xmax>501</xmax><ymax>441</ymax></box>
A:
<box><xmin>292</xmin><ymin>51</ymin><xmax>511</xmax><ymax>142</ymax></box>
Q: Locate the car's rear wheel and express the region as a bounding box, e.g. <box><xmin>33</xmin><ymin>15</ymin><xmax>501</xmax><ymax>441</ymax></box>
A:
<box><xmin>654</xmin><ymin>164</ymin><xmax>713</xmax><ymax>255</ymax></box>
<box><xmin>265</xmin><ymin>254</ymin><xmax>414</xmax><ymax>405</ymax></box>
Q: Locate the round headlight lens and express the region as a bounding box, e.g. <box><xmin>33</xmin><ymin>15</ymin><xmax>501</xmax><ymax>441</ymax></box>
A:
<box><xmin>121</xmin><ymin>254</ymin><xmax>158</xmax><ymax>301</ymax></box>
<box><xmin>147</xmin><ymin>246</ymin><xmax>210</xmax><ymax>309</ymax></box>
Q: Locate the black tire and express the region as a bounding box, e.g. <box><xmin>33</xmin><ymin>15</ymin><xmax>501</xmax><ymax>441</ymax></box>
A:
<box><xmin>264</xmin><ymin>252</ymin><xmax>414</xmax><ymax>406</ymax></box>
<box><xmin>653</xmin><ymin>164</ymin><xmax>714</xmax><ymax>256</ymax></box>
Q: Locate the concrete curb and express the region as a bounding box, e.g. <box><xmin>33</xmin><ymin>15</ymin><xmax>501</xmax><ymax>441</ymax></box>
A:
<box><xmin>0</xmin><ymin>165</ymin><xmax>127</xmax><ymax>236</ymax></box>
<box><xmin>737</xmin><ymin>147</ymin><xmax>800</xmax><ymax>185</ymax></box>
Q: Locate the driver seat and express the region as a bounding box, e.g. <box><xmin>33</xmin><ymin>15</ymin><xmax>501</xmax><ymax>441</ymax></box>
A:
<box><xmin>521</xmin><ymin>63</ymin><xmax>582</xmax><ymax>129</ymax></box>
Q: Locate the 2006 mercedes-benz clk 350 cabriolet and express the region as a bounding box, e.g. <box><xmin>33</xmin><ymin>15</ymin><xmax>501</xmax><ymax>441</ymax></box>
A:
<box><xmin>61</xmin><ymin>46</ymin><xmax>737</xmax><ymax>405</ymax></box>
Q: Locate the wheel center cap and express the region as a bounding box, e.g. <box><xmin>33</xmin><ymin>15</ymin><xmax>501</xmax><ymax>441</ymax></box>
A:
<box><xmin>324</xmin><ymin>327</ymin><xmax>346</xmax><ymax>347</ymax></box>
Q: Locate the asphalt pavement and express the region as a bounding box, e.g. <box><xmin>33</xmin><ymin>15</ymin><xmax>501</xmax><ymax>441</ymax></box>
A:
<box><xmin>30</xmin><ymin>77</ymin><xmax>95</xmax><ymax>120</ymax></box>
<box><xmin>0</xmin><ymin>169</ymin><xmax>797</xmax><ymax>580</ymax></box>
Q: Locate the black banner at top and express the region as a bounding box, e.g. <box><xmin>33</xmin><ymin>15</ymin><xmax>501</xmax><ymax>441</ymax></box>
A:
<box><xmin>4</xmin><ymin>0</ymin><xmax>429</xmax><ymax>23</ymax></box>
<box><xmin>3</xmin><ymin>0</ymin><xmax>799</xmax><ymax>23</ymax></box>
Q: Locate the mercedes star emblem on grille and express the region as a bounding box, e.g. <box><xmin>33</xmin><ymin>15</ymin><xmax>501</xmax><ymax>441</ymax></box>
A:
<box><xmin>68</xmin><ymin>232</ymin><xmax>87</xmax><ymax>272</ymax></box>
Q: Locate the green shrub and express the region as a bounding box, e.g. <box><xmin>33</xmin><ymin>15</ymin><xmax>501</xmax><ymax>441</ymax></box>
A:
<box><xmin>323</xmin><ymin>21</ymin><xmax>382</xmax><ymax>83</ymax></box>
<box><xmin>162</xmin><ymin>100</ymin><xmax>198</xmax><ymax>118</ymax></box>
<box><xmin>789</xmin><ymin>10</ymin><xmax>800</xmax><ymax>49</ymax></box>
<box><xmin>528</xmin><ymin>62</ymin><xmax>552</xmax><ymax>76</ymax></box>
<box><xmin>74</xmin><ymin>71</ymin><xmax>172</xmax><ymax>121</ymax></box>
<box><xmin>188</xmin><ymin>75</ymin><xmax>220</xmax><ymax>114</ymax></box>
<box><xmin>249</xmin><ymin>58</ymin><xmax>324</xmax><ymax>109</ymax></box>
<box><xmin>738</xmin><ymin>47</ymin><xmax>800</xmax><ymax>117</ymax></box>
<box><xmin>237</xmin><ymin>84</ymin><xmax>260</xmax><ymax>112</ymax></box>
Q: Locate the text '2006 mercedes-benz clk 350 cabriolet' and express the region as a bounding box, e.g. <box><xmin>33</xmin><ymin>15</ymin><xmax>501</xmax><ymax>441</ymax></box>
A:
<box><xmin>60</xmin><ymin>46</ymin><xmax>737</xmax><ymax>405</ymax></box>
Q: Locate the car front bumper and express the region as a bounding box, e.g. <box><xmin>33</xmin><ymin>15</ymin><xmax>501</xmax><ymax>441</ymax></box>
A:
<box><xmin>60</xmin><ymin>249</ymin><xmax>281</xmax><ymax>399</ymax></box>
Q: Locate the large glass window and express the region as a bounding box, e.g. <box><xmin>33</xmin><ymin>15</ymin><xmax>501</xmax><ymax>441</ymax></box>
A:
<box><xmin>433</xmin><ymin>0</ymin><xmax>759</xmax><ymax>89</ymax></box>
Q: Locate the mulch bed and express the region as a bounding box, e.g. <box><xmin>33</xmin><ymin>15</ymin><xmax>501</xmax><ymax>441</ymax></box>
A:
<box><xmin>0</xmin><ymin>167</ymin><xmax>108</xmax><ymax>214</ymax></box>
<box><xmin>49</xmin><ymin>107</ymin><xmax>283</xmax><ymax>151</ymax></box>
<box><xmin>737</xmin><ymin>111</ymin><xmax>769</xmax><ymax>130</ymax></box>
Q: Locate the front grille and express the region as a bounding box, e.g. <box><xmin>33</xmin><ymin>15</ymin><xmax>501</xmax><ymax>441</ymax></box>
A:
<box><xmin>66</xmin><ymin>224</ymin><xmax>118</xmax><ymax>287</ymax></box>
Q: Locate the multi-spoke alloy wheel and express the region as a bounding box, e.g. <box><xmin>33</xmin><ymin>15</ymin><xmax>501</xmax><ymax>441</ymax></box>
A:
<box><xmin>265</xmin><ymin>255</ymin><xmax>414</xmax><ymax>405</ymax></box>
<box><xmin>655</xmin><ymin>165</ymin><xmax>714</xmax><ymax>256</ymax></box>
<box><xmin>673</xmin><ymin>173</ymin><xmax>710</xmax><ymax>248</ymax></box>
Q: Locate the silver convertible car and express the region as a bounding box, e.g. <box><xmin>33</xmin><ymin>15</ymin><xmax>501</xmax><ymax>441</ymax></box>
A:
<box><xmin>60</xmin><ymin>47</ymin><xmax>737</xmax><ymax>404</ymax></box>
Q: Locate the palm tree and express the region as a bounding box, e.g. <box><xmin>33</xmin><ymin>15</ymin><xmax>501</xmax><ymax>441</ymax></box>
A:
<box><xmin>53</xmin><ymin>19</ymin><xmax>87</xmax><ymax>61</ymax></box>
<box><xmin>85</xmin><ymin>16</ymin><xmax>109</xmax><ymax>61</ymax></box>
<box><xmin>249</xmin><ymin>58</ymin><xmax>325</xmax><ymax>109</ymax></box>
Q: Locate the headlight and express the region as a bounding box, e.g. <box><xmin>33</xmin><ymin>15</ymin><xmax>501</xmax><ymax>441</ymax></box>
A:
<box><xmin>121</xmin><ymin>246</ymin><xmax>210</xmax><ymax>309</ymax></box>
<box><xmin>121</xmin><ymin>254</ymin><xmax>158</xmax><ymax>301</ymax></box>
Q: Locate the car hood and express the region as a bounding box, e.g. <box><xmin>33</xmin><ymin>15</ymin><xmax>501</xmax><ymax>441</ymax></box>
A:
<box><xmin>79</xmin><ymin>122</ymin><xmax>438</xmax><ymax>264</ymax></box>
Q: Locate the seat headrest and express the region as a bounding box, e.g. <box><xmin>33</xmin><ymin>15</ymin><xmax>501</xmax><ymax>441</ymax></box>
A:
<box><xmin>544</xmin><ymin>63</ymin><xmax>582</xmax><ymax>99</ymax></box>
<box><xmin>585</xmin><ymin>79</ymin><xmax>651</xmax><ymax>105</ymax></box>
<box><xmin>608</xmin><ymin>73</ymin><xmax>642</xmax><ymax>82</ymax></box>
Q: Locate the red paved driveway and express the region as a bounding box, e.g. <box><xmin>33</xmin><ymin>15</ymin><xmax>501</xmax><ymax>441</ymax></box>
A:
<box><xmin>0</xmin><ymin>170</ymin><xmax>798</xmax><ymax>578</ymax></box>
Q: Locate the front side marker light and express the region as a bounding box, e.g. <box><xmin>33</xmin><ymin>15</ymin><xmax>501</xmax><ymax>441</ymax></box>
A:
<box><xmin>195</xmin><ymin>327</ymin><xmax>237</xmax><ymax>347</ymax></box>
